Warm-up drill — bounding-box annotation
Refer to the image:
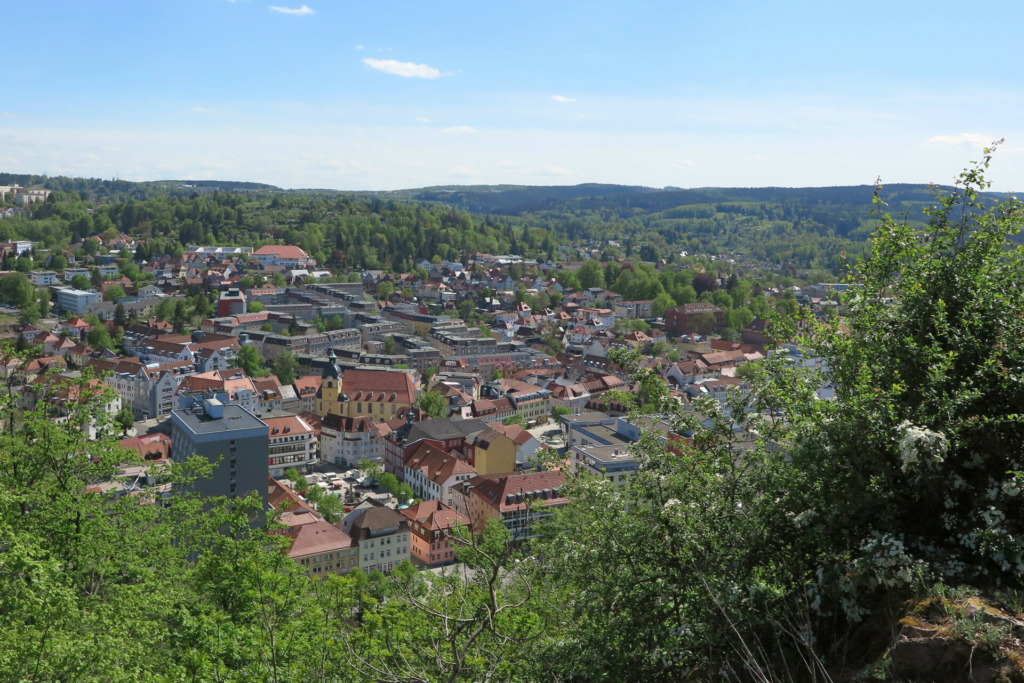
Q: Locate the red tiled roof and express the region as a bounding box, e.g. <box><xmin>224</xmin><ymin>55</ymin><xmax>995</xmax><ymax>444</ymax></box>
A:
<box><xmin>253</xmin><ymin>245</ymin><xmax>309</xmax><ymax>259</ymax></box>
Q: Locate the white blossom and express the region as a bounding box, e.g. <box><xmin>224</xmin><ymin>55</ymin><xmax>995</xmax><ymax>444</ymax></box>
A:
<box><xmin>896</xmin><ymin>420</ymin><xmax>948</xmax><ymax>471</ymax></box>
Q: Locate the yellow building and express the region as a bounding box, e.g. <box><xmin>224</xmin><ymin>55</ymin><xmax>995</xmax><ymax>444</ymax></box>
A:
<box><xmin>465</xmin><ymin>427</ymin><xmax>517</xmax><ymax>476</ymax></box>
<box><xmin>316</xmin><ymin>357</ymin><xmax>416</xmax><ymax>422</ymax></box>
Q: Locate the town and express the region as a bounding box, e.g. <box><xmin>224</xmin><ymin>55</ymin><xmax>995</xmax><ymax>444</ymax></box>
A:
<box><xmin>0</xmin><ymin>185</ymin><xmax>844</xmax><ymax>579</ymax></box>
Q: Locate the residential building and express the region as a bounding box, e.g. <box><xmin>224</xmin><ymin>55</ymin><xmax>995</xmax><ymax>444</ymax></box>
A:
<box><xmin>400</xmin><ymin>500</ymin><xmax>470</xmax><ymax>568</ymax></box>
<box><xmin>481</xmin><ymin>378</ymin><xmax>552</xmax><ymax>426</ymax></box>
<box><xmin>271</xmin><ymin>480</ymin><xmax>359</xmax><ymax>577</ymax></box>
<box><xmin>461</xmin><ymin>470</ymin><xmax>568</xmax><ymax>540</ymax></box>
<box><xmin>343</xmin><ymin>502</ymin><xmax>411</xmax><ymax>574</ymax></box>
<box><xmin>463</xmin><ymin>427</ymin><xmax>518</xmax><ymax>476</ymax></box>
<box><xmin>402</xmin><ymin>443</ymin><xmax>477</xmax><ymax>508</ymax></box>
<box><xmin>281</xmin><ymin>509</ymin><xmax>359</xmax><ymax>576</ymax></box>
<box><xmin>264</xmin><ymin>414</ymin><xmax>318</xmax><ymax>478</ymax></box>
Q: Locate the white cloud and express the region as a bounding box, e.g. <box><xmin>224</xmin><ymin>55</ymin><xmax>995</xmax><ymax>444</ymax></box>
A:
<box><xmin>551</xmin><ymin>95</ymin><xmax>576</xmax><ymax>103</ymax></box>
<box><xmin>1</xmin><ymin>112</ymin><xmax>16</xmax><ymax>118</ymax></box>
<box><xmin>926</xmin><ymin>133</ymin><xmax>990</xmax><ymax>145</ymax></box>
<box><xmin>452</xmin><ymin>166</ymin><xmax>475</xmax><ymax>177</ymax></box>
<box><xmin>363</xmin><ymin>58</ymin><xmax>443</xmax><ymax>79</ymax></box>
<box><xmin>415</xmin><ymin>117</ymin><xmax>431</xmax><ymax>123</ymax></box>
<box><xmin>354</xmin><ymin>45</ymin><xmax>364</xmax><ymax>50</ymax></box>
<box><xmin>442</xmin><ymin>126</ymin><xmax>474</xmax><ymax>133</ymax></box>
<box><xmin>270</xmin><ymin>5</ymin><xmax>314</xmax><ymax>15</ymax></box>
<box><xmin>540</xmin><ymin>165</ymin><xmax>571</xmax><ymax>176</ymax></box>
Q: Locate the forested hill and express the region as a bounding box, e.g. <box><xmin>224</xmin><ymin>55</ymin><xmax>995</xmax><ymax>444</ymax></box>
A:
<box><xmin>0</xmin><ymin>173</ymin><xmax>281</xmax><ymax>202</ymax></box>
<box><xmin>405</xmin><ymin>182</ymin><xmax>946</xmax><ymax>220</ymax></box>
<box><xmin>2</xmin><ymin>172</ymin><xmax>1010</xmax><ymax>272</ymax></box>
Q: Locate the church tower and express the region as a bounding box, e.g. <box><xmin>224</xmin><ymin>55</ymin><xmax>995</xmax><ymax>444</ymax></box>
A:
<box><xmin>315</xmin><ymin>350</ymin><xmax>343</xmax><ymax>416</ymax></box>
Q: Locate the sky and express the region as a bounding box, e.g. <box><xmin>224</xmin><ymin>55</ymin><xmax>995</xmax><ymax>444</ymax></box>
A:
<box><xmin>3</xmin><ymin>1</ymin><xmax>1024</xmax><ymax>191</ymax></box>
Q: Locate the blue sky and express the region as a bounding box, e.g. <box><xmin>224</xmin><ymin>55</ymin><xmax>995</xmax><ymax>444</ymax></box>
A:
<box><xmin>3</xmin><ymin>1</ymin><xmax>1023</xmax><ymax>191</ymax></box>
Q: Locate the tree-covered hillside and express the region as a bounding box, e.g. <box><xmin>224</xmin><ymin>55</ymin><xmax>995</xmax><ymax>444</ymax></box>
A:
<box><xmin>1</xmin><ymin>171</ymin><xmax>1012</xmax><ymax>274</ymax></box>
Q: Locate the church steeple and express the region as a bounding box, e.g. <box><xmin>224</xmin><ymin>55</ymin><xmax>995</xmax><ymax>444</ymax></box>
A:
<box><xmin>321</xmin><ymin>349</ymin><xmax>342</xmax><ymax>380</ymax></box>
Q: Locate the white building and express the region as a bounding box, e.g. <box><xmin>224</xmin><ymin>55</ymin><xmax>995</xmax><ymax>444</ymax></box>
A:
<box><xmin>264</xmin><ymin>414</ymin><xmax>318</xmax><ymax>478</ymax></box>
<box><xmin>56</xmin><ymin>288</ymin><xmax>101</xmax><ymax>315</ymax></box>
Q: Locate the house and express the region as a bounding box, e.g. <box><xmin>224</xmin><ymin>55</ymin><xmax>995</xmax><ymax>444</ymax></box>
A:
<box><xmin>382</xmin><ymin>415</ymin><xmax>488</xmax><ymax>479</ymax></box>
<box><xmin>400</xmin><ymin>500</ymin><xmax>471</xmax><ymax>568</ymax></box>
<box><xmin>120</xmin><ymin>432</ymin><xmax>172</xmax><ymax>461</ymax></box>
<box><xmin>480</xmin><ymin>378</ymin><xmax>552</xmax><ymax>426</ymax></box>
<box><xmin>546</xmin><ymin>377</ymin><xmax>590</xmax><ymax>414</ymax></box>
<box><xmin>342</xmin><ymin>501</ymin><xmax>411</xmax><ymax>574</ymax></box>
<box><xmin>459</xmin><ymin>470</ymin><xmax>568</xmax><ymax>540</ymax></box>
<box><xmin>402</xmin><ymin>443</ymin><xmax>477</xmax><ymax>508</ymax></box>
<box><xmin>270</xmin><ymin>478</ymin><xmax>358</xmax><ymax>576</ymax></box>
<box><xmin>60</xmin><ymin>317</ymin><xmax>92</xmax><ymax>339</ymax></box>
<box><xmin>469</xmin><ymin>397</ymin><xmax>515</xmax><ymax>425</ymax></box>
<box><xmin>490</xmin><ymin>423</ymin><xmax>543</xmax><ymax>468</ymax></box>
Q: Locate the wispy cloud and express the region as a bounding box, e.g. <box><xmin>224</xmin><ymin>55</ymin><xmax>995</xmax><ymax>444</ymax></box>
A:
<box><xmin>540</xmin><ymin>165</ymin><xmax>571</xmax><ymax>176</ymax></box>
<box><xmin>354</xmin><ymin>45</ymin><xmax>364</xmax><ymax>50</ymax></box>
<box><xmin>442</xmin><ymin>126</ymin><xmax>475</xmax><ymax>133</ymax></box>
<box><xmin>363</xmin><ymin>58</ymin><xmax>443</xmax><ymax>79</ymax></box>
<box><xmin>1</xmin><ymin>112</ymin><xmax>16</xmax><ymax>118</ymax></box>
<box><xmin>551</xmin><ymin>95</ymin><xmax>576</xmax><ymax>103</ymax></box>
<box><xmin>415</xmin><ymin>117</ymin><xmax>431</xmax><ymax>123</ymax></box>
<box><xmin>926</xmin><ymin>133</ymin><xmax>990</xmax><ymax>145</ymax></box>
<box><xmin>270</xmin><ymin>5</ymin><xmax>314</xmax><ymax>15</ymax></box>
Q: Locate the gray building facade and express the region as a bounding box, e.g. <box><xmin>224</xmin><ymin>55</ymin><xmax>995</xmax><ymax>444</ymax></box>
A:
<box><xmin>170</xmin><ymin>399</ymin><xmax>269</xmax><ymax>509</ymax></box>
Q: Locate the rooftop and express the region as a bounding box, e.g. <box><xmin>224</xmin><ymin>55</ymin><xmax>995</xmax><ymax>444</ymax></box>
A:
<box><xmin>172</xmin><ymin>404</ymin><xmax>266</xmax><ymax>435</ymax></box>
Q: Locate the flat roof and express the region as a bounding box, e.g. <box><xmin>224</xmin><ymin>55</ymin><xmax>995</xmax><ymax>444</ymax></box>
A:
<box><xmin>579</xmin><ymin>444</ymin><xmax>637</xmax><ymax>465</ymax></box>
<box><xmin>172</xmin><ymin>405</ymin><xmax>267</xmax><ymax>435</ymax></box>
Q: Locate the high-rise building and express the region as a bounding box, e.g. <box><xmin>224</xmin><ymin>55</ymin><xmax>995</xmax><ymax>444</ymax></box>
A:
<box><xmin>170</xmin><ymin>398</ymin><xmax>269</xmax><ymax>508</ymax></box>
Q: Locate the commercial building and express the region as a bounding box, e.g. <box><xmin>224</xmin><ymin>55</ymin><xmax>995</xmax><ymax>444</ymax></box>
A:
<box><xmin>56</xmin><ymin>288</ymin><xmax>101</xmax><ymax>315</ymax></box>
<box><xmin>169</xmin><ymin>399</ymin><xmax>269</xmax><ymax>507</ymax></box>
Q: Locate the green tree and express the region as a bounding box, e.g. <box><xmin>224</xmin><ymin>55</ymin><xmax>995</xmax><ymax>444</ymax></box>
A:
<box><xmin>576</xmin><ymin>259</ymin><xmax>605</xmax><ymax>289</ymax></box>
<box><xmin>416</xmin><ymin>390</ymin><xmax>448</xmax><ymax>419</ymax></box>
<box><xmin>800</xmin><ymin>148</ymin><xmax>1024</xmax><ymax>595</ymax></box>
<box><xmin>377</xmin><ymin>472</ymin><xmax>399</xmax><ymax>495</ymax></box>
<box><xmin>115</xmin><ymin>406</ymin><xmax>135</xmax><ymax>435</ymax></box>
<box><xmin>375</xmin><ymin>280</ymin><xmax>394</xmax><ymax>300</ymax></box>
<box><xmin>236</xmin><ymin>344</ymin><xmax>265</xmax><ymax>377</ymax></box>
<box><xmin>271</xmin><ymin>350</ymin><xmax>299</xmax><ymax>385</ymax></box>
<box><xmin>356</xmin><ymin>458</ymin><xmax>382</xmax><ymax>486</ymax></box>
<box><xmin>248</xmin><ymin>300</ymin><xmax>264</xmax><ymax>313</ymax></box>
<box><xmin>0</xmin><ymin>273</ymin><xmax>34</xmax><ymax>308</ymax></box>
<box><xmin>86</xmin><ymin>324</ymin><xmax>115</xmax><ymax>351</ymax></box>
<box><xmin>70</xmin><ymin>274</ymin><xmax>90</xmax><ymax>290</ymax></box>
